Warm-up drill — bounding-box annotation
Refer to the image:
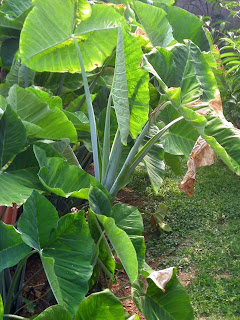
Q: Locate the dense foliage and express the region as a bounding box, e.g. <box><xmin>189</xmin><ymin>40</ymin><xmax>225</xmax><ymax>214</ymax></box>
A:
<box><xmin>0</xmin><ymin>0</ymin><xmax>240</xmax><ymax>319</ymax></box>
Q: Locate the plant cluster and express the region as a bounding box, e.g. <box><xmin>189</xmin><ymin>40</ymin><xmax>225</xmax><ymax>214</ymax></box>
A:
<box><xmin>199</xmin><ymin>0</ymin><xmax>240</xmax><ymax>127</ymax></box>
<box><xmin>0</xmin><ymin>0</ymin><xmax>240</xmax><ymax>319</ymax></box>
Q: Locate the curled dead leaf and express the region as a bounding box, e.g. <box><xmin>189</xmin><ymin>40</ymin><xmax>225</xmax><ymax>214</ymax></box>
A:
<box><xmin>179</xmin><ymin>136</ymin><xmax>216</xmax><ymax>197</ymax></box>
<box><xmin>148</xmin><ymin>267</ymin><xmax>174</xmax><ymax>293</ymax></box>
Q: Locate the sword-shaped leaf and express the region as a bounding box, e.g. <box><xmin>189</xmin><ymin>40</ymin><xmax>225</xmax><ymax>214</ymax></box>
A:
<box><xmin>112</xmin><ymin>27</ymin><xmax>130</xmax><ymax>145</ymax></box>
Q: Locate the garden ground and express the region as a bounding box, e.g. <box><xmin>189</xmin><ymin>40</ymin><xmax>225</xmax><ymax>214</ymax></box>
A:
<box><xmin>19</xmin><ymin>160</ymin><xmax>240</xmax><ymax>319</ymax></box>
<box><xmin>126</xmin><ymin>160</ymin><xmax>240</xmax><ymax>319</ymax></box>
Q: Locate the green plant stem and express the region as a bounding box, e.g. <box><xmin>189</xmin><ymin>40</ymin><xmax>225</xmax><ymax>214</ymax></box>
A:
<box><xmin>56</xmin><ymin>73</ymin><xmax>66</xmax><ymax>96</ymax></box>
<box><xmin>93</xmin><ymin>214</ymin><xmax>113</xmax><ymax>259</ymax></box>
<box><xmin>119</xmin><ymin>295</ymin><xmax>131</xmax><ymax>301</ymax></box>
<box><xmin>102</xmin><ymin>91</ymin><xmax>112</xmax><ymax>180</ymax></box>
<box><xmin>73</xmin><ymin>35</ymin><xmax>100</xmax><ymax>181</ymax></box>
<box><xmin>97</xmin><ymin>258</ymin><xmax>114</xmax><ymax>280</ymax></box>
<box><xmin>109</xmin><ymin>102</ymin><xmax>171</xmax><ymax>197</ymax></box>
<box><xmin>102</xmin><ymin>130</ymin><xmax>123</xmax><ymax>191</ymax></box>
<box><xmin>74</xmin><ymin>50</ymin><xmax>116</xmax><ymax>112</ymax></box>
<box><xmin>13</xmin><ymin>267</ymin><xmax>44</xmax><ymax>303</ymax></box>
<box><xmin>14</xmin><ymin>288</ymin><xmax>51</xmax><ymax>315</ymax></box>
<box><xmin>92</xmin><ymin>230</ymin><xmax>105</xmax><ymax>265</ymax></box>
<box><xmin>4</xmin><ymin>251</ymin><xmax>37</xmax><ymax>314</ymax></box>
<box><xmin>4</xmin><ymin>315</ymin><xmax>26</xmax><ymax>320</ymax></box>
<box><xmin>24</xmin><ymin>65</ymin><xmax>28</xmax><ymax>88</ymax></box>
<box><xmin>114</xmin><ymin>280</ymin><xmax>130</xmax><ymax>295</ymax></box>
<box><xmin>125</xmin><ymin>116</ymin><xmax>184</xmax><ymax>183</ymax></box>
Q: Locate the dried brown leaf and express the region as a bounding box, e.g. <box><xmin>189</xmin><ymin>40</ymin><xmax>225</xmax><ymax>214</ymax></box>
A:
<box><xmin>148</xmin><ymin>267</ymin><xmax>174</xmax><ymax>293</ymax></box>
<box><xmin>179</xmin><ymin>137</ymin><xmax>216</xmax><ymax>197</ymax></box>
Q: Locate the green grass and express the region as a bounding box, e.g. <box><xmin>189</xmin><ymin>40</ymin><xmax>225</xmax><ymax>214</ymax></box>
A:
<box><xmin>128</xmin><ymin>160</ymin><xmax>240</xmax><ymax>319</ymax></box>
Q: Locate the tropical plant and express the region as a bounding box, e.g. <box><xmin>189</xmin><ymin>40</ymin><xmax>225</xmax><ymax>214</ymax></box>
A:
<box><xmin>1</xmin><ymin>0</ymin><xmax>240</xmax><ymax>319</ymax></box>
<box><xmin>218</xmin><ymin>33</ymin><xmax>240</xmax><ymax>127</ymax></box>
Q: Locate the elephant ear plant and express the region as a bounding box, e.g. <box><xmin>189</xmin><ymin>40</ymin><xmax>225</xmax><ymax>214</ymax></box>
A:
<box><xmin>1</xmin><ymin>0</ymin><xmax>240</xmax><ymax>319</ymax></box>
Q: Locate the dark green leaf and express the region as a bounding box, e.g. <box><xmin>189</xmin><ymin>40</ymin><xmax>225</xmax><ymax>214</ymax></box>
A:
<box><xmin>111</xmin><ymin>203</ymin><xmax>143</xmax><ymax>236</ymax></box>
<box><xmin>0</xmin><ymin>105</ymin><xmax>26</xmax><ymax>168</ymax></box>
<box><xmin>89</xmin><ymin>186</ymin><xmax>112</xmax><ymax>217</ymax></box>
<box><xmin>96</xmin><ymin>214</ymin><xmax>138</xmax><ymax>283</ymax></box>
<box><xmin>1</xmin><ymin>38</ymin><xmax>19</xmax><ymax>67</ymax></box>
<box><xmin>88</xmin><ymin>210</ymin><xmax>115</xmax><ymax>277</ymax></box>
<box><xmin>34</xmin><ymin>145</ymin><xmax>107</xmax><ymax>200</ymax></box>
<box><xmin>132</xmin><ymin>268</ymin><xmax>194</xmax><ymax>319</ymax></box>
<box><xmin>41</xmin><ymin>211</ymin><xmax>95</xmax><ymax>316</ymax></box>
<box><xmin>143</xmin><ymin>144</ymin><xmax>165</xmax><ymax>194</ymax></box>
<box><xmin>0</xmin><ymin>221</ymin><xmax>31</xmax><ymax>272</ymax></box>
<box><xmin>18</xmin><ymin>191</ymin><xmax>58</xmax><ymax>250</ymax></box>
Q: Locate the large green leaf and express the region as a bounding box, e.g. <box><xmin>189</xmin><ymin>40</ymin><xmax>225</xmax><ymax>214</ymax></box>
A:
<box><xmin>134</xmin><ymin>1</ymin><xmax>174</xmax><ymax>47</ymax></box>
<box><xmin>171</xmin><ymin>42</ymin><xmax>218</xmax><ymax>103</ymax></box>
<box><xmin>146</xmin><ymin>42</ymin><xmax>218</xmax><ymax>104</ymax></box>
<box><xmin>20</xmin><ymin>1</ymin><xmax>122</xmax><ymax>72</ymax></box>
<box><xmin>6</xmin><ymin>56</ymin><xmax>35</xmax><ymax>88</ymax></box>
<box><xmin>111</xmin><ymin>202</ymin><xmax>145</xmax><ymax>272</ymax></box>
<box><xmin>0</xmin><ymin>168</ymin><xmax>43</xmax><ymax>206</ymax></box>
<box><xmin>42</xmin><ymin>211</ymin><xmax>94</xmax><ymax>316</ymax></box>
<box><xmin>203</xmin><ymin>110</ymin><xmax>240</xmax><ymax>175</ymax></box>
<box><xmin>163</xmin><ymin>5</ymin><xmax>209</xmax><ymax>51</ymax></box>
<box><xmin>89</xmin><ymin>186</ymin><xmax>112</xmax><ymax>217</ymax></box>
<box><xmin>166</xmin><ymin>87</ymin><xmax>240</xmax><ymax>176</ymax></box>
<box><xmin>145</xmin><ymin>47</ymin><xmax>175</xmax><ymax>87</ymax></box>
<box><xmin>75</xmin><ymin>289</ymin><xmax>125</xmax><ymax>320</ymax></box>
<box><xmin>0</xmin><ymin>105</ymin><xmax>27</xmax><ymax>168</ymax></box>
<box><xmin>34</xmin><ymin>305</ymin><xmax>71</xmax><ymax>320</ymax></box>
<box><xmin>160</xmin><ymin>106</ymin><xmax>199</xmax><ymax>157</ymax></box>
<box><xmin>0</xmin><ymin>0</ymin><xmax>33</xmax><ymax>37</ymax></box>
<box><xmin>75</xmin><ymin>4</ymin><xmax>123</xmax><ymax>34</ymax></box>
<box><xmin>0</xmin><ymin>221</ymin><xmax>31</xmax><ymax>272</ymax></box>
<box><xmin>96</xmin><ymin>214</ymin><xmax>138</xmax><ymax>283</ymax></box>
<box><xmin>129</xmin><ymin>235</ymin><xmax>145</xmax><ymax>273</ymax></box>
<box><xmin>34</xmin><ymin>145</ymin><xmax>107</xmax><ymax>200</ymax></box>
<box><xmin>143</xmin><ymin>143</ymin><xmax>165</xmax><ymax>194</ymax></box>
<box><xmin>0</xmin><ymin>145</ymin><xmax>44</xmax><ymax>206</ymax></box>
<box><xmin>123</xmin><ymin>28</ymin><xmax>149</xmax><ymax>139</ymax></box>
<box><xmin>18</xmin><ymin>190</ymin><xmax>58</xmax><ymax>250</ymax></box>
<box><xmin>111</xmin><ymin>203</ymin><xmax>143</xmax><ymax>236</ymax></box>
<box><xmin>88</xmin><ymin>210</ymin><xmax>115</xmax><ymax>277</ymax></box>
<box><xmin>18</xmin><ymin>192</ymin><xmax>95</xmax><ymax>316</ymax></box>
<box><xmin>7</xmin><ymin>85</ymin><xmax>77</xmax><ymax>142</ymax></box>
<box><xmin>112</xmin><ymin>27</ymin><xmax>130</xmax><ymax>145</ymax></box>
<box><xmin>1</xmin><ymin>38</ymin><xmax>19</xmax><ymax>67</ymax></box>
<box><xmin>132</xmin><ymin>268</ymin><xmax>194</xmax><ymax>320</ymax></box>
